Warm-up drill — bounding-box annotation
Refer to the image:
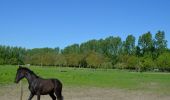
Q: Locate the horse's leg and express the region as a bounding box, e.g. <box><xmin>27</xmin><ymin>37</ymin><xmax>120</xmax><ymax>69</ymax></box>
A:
<box><xmin>54</xmin><ymin>87</ymin><xmax>63</xmax><ymax>100</ymax></box>
<box><xmin>28</xmin><ymin>93</ymin><xmax>34</xmax><ymax>100</ymax></box>
<box><xmin>37</xmin><ymin>93</ymin><xmax>40</xmax><ymax>100</ymax></box>
<box><xmin>49</xmin><ymin>92</ymin><xmax>56</xmax><ymax>100</ymax></box>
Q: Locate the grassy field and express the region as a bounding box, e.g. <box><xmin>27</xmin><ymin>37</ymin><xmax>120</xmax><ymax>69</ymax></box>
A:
<box><xmin>0</xmin><ymin>65</ymin><xmax>170</xmax><ymax>94</ymax></box>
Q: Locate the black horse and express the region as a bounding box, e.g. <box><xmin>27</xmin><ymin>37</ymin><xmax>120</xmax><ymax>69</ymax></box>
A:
<box><xmin>15</xmin><ymin>66</ymin><xmax>63</xmax><ymax>100</ymax></box>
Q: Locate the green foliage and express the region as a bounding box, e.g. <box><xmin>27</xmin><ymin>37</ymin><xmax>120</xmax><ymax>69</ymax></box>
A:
<box><xmin>0</xmin><ymin>30</ymin><xmax>169</xmax><ymax>71</ymax></box>
<box><xmin>114</xmin><ymin>63</ymin><xmax>127</xmax><ymax>69</ymax></box>
<box><xmin>0</xmin><ymin>58</ymin><xmax>4</xmax><ymax>64</ymax></box>
<box><xmin>116</xmin><ymin>55</ymin><xmax>139</xmax><ymax>70</ymax></box>
<box><xmin>126</xmin><ymin>56</ymin><xmax>138</xmax><ymax>70</ymax></box>
<box><xmin>140</xmin><ymin>56</ymin><xmax>156</xmax><ymax>71</ymax></box>
<box><xmin>65</xmin><ymin>53</ymin><xmax>82</xmax><ymax>67</ymax></box>
<box><xmin>138</xmin><ymin>32</ymin><xmax>154</xmax><ymax>55</ymax></box>
<box><xmin>155</xmin><ymin>31</ymin><xmax>167</xmax><ymax>56</ymax></box>
<box><xmin>54</xmin><ymin>54</ymin><xmax>67</xmax><ymax>66</ymax></box>
<box><xmin>156</xmin><ymin>52</ymin><xmax>170</xmax><ymax>71</ymax></box>
<box><xmin>0</xmin><ymin>46</ymin><xmax>26</xmax><ymax>65</ymax></box>
<box><xmin>101</xmin><ymin>62</ymin><xmax>113</xmax><ymax>69</ymax></box>
<box><xmin>62</xmin><ymin>44</ymin><xmax>80</xmax><ymax>54</ymax></box>
<box><xmin>86</xmin><ymin>51</ymin><xmax>105</xmax><ymax>68</ymax></box>
<box><xmin>124</xmin><ymin>35</ymin><xmax>136</xmax><ymax>55</ymax></box>
<box><xmin>155</xmin><ymin>31</ymin><xmax>167</xmax><ymax>50</ymax></box>
<box><xmin>105</xmin><ymin>36</ymin><xmax>122</xmax><ymax>56</ymax></box>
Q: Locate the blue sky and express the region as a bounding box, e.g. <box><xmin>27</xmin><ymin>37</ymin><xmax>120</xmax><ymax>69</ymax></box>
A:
<box><xmin>0</xmin><ymin>0</ymin><xmax>170</xmax><ymax>49</ymax></box>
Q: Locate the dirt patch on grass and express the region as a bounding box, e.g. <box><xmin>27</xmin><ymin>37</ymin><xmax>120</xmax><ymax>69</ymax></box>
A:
<box><xmin>0</xmin><ymin>84</ymin><xmax>170</xmax><ymax>100</ymax></box>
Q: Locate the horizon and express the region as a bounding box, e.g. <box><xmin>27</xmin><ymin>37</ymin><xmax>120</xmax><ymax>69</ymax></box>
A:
<box><xmin>0</xmin><ymin>0</ymin><xmax>170</xmax><ymax>49</ymax></box>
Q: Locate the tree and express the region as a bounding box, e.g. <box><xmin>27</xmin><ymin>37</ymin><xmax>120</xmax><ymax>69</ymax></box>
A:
<box><xmin>135</xmin><ymin>46</ymin><xmax>142</xmax><ymax>57</ymax></box>
<box><xmin>155</xmin><ymin>31</ymin><xmax>167</xmax><ymax>55</ymax></box>
<box><xmin>124</xmin><ymin>35</ymin><xmax>136</xmax><ymax>55</ymax></box>
<box><xmin>65</xmin><ymin>53</ymin><xmax>82</xmax><ymax>67</ymax></box>
<box><xmin>105</xmin><ymin>36</ymin><xmax>122</xmax><ymax>56</ymax></box>
<box><xmin>54</xmin><ymin>47</ymin><xmax>60</xmax><ymax>54</ymax></box>
<box><xmin>138</xmin><ymin>32</ymin><xmax>153</xmax><ymax>54</ymax></box>
<box><xmin>0</xmin><ymin>30</ymin><xmax>169</xmax><ymax>71</ymax></box>
<box><xmin>54</xmin><ymin>54</ymin><xmax>67</xmax><ymax>66</ymax></box>
<box><xmin>138</xmin><ymin>32</ymin><xmax>154</xmax><ymax>57</ymax></box>
<box><xmin>0</xmin><ymin>46</ymin><xmax>26</xmax><ymax>65</ymax></box>
<box><xmin>62</xmin><ymin>44</ymin><xmax>80</xmax><ymax>54</ymax></box>
<box><xmin>156</xmin><ymin>52</ymin><xmax>170</xmax><ymax>71</ymax></box>
<box><xmin>140</xmin><ymin>55</ymin><xmax>156</xmax><ymax>71</ymax></box>
<box><xmin>126</xmin><ymin>56</ymin><xmax>138</xmax><ymax>70</ymax></box>
<box><xmin>86</xmin><ymin>51</ymin><xmax>105</xmax><ymax>68</ymax></box>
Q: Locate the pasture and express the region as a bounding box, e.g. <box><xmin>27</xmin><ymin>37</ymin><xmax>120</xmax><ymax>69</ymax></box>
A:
<box><xmin>0</xmin><ymin>65</ymin><xmax>170</xmax><ymax>100</ymax></box>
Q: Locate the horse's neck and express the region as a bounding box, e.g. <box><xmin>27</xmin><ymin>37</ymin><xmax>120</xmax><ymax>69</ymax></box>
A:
<box><xmin>25</xmin><ymin>73</ymin><xmax>38</xmax><ymax>85</ymax></box>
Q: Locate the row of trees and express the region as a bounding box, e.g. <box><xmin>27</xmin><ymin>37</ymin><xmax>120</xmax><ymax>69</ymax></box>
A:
<box><xmin>0</xmin><ymin>31</ymin><xmax>169</xmax><ymax>71</ymax></box>
<box><xmin>0</xmin><ymin>46</ymin><xmax>26</xmax><ymax>65</ymax></box>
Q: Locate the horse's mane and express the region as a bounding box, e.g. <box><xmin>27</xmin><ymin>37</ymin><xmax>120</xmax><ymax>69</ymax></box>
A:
<box><xmin>19</xmin><ymin>67</ymin><xmax>39</xmax><ymax>78</ymax></box>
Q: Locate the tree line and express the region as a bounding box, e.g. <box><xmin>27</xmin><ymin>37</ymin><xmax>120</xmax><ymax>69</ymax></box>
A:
<box><xmin>0</xmin><ymin>31</ymin><xmax>169</xmax><ymax>71</ymax></box>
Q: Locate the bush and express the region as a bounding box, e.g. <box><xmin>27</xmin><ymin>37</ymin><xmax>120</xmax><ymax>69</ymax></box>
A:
<box><xmin>114</xmin><ymin>63</ymin><xmax>127</xmax><ymax>69</ymax></box>
<box><xmin>0</xmin><ymin>58</ymin><xmax>4</xmax><ymax>65</ymax></box>
<box><xmin>156</xmin><ymin>52</ymin><xmax>170</xmax><ymax>71</ymax></box>
<box><xmin>101</xmin><ymin>62</ymin><xmax>113</xmax><ymax>69</ymax></box>
<box><xmin>126</xmin><ymin>56</ymin><xmax>138</xmax><ymax>70</ymax></box>
<box><xmin>140</xmin><ymin>57</ymin><xmax>156</xmax><ymax>71</ymax></box>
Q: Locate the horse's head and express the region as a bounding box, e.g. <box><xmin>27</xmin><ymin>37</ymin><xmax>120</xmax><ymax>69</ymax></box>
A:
<box><xmin>15</xmin><ymin>66</ymin><xmax>27</xmax><ymax>83</ymax></box>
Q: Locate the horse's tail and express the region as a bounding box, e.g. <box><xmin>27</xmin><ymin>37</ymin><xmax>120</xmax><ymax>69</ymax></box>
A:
<box><xmin>54</xmin><ymin>79</ymin><xmax>63</xmax><ymax>100</ymax></box>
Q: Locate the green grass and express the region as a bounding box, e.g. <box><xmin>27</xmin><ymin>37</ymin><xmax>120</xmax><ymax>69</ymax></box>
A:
<box><xmin>0</xmin><ymin>65</ymin><xmax>170</xmax><ymax>94</ymax></box>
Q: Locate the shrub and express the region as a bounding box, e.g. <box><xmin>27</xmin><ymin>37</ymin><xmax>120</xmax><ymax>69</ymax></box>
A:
<box><xmin>126</xmin><ymin>56</ymin><xmax>138</xmax><ymax>70</ymax></box>
<box><xmin>141</xmin><ymin>57</ymin><xmax>156</xmax><ymax>71</ymax></box>
<box><xmin>114</xmin><ymin>63</ymin><xmax>127</xmax><ymax>69</ymax></box>
<box><xmin>156</xmin><ymin>52</ymin><xmax>170</xmax><ymax>71</ymax></box>
<box><xmin>100</xmin><ymin>62</ymin><xmax>111</xmax><ymax>69</ymax></box>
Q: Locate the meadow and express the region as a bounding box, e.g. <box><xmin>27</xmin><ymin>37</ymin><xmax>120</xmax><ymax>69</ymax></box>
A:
<box><xmin>0</xmin><ymin>65</ymin><xmax>170</xmax><ymax>94</ymax></box>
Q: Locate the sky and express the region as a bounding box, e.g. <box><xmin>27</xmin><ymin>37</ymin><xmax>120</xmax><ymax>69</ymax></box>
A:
<box><xmin>0</xmin><ymin>0</ymin><xmax>170</xmax><ymax>49</ymax></box>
